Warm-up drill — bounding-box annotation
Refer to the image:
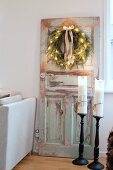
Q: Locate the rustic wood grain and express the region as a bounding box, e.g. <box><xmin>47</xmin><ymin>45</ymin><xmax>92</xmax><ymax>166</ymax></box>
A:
<box><xmin>46</xmin><ymin>70</ymin><xmax>93</xmax><ymax>76</ymax></box>
<box><xmin>13</xmin><ymin>155</ymin><xmax>106</xmax><ymax>170</ymax></box>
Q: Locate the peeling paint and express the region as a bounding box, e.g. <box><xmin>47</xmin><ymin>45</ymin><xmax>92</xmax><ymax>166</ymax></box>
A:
<box><xmin>37</xmin><ymin>17</ymin><xmax>100</xmax><ymax>159</ymax></box>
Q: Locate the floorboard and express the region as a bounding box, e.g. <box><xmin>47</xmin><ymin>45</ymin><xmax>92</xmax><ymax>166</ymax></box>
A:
<box><xmin>13</xmin><ymin>155</ymin><xmax>106</xmax><ymax>170</ymax></box>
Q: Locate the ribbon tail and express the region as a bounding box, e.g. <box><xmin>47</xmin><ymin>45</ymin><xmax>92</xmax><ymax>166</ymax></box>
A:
<box><xmin>69</xmin><ymin>30</ymin><xmax>73</xmax><ymax>56</ymax></box>
<box><xmin>64</xmin><ymin>29</ymin><xmax>70</xmax><ymax>61</ymax></box>
<box><xmin>68</xmin><ymin>30</ymin><xmax>74</xmax><ymax>64</ymax></box>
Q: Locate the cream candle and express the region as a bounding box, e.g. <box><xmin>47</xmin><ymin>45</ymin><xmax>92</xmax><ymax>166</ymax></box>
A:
<box><xmin>93</xmin><ymin>79</ymin><xmax>104</xmax><ymax>117</ymax></box>
<box><xmin>78</xmin><ymin>76</ymin><xmax>87</xmax><ymax>114</ymax></box>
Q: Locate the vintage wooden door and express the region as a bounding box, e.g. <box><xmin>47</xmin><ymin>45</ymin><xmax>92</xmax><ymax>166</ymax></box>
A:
<box><xmin>38</xmin><ymin>17</ymin><xmax>100</xmax><ymax>159</ymax></box>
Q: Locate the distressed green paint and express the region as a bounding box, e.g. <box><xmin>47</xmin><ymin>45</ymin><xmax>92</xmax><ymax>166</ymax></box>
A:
<box><xmin>37</xmin><ymin>17</ymin><xmax>100</xmax><ymax>159</ymax></box>
<box><xmin>46</xmin><ymin>96</ymin><xmax>65</xmax><ymax>144</ymax></box>
<box><xmin>73</xmin><ymin>97</ymin><xmax>93</xmax><ymax>145</ymax></box>
<box><xmin>39</xmin><ymin>94</ymin><xmax>95</xmax><ymax>159</ymax></box>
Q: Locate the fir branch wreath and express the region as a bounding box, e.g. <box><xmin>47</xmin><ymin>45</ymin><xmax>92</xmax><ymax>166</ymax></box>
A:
<box><xmin>47</xmin><ymin>25</ymin><xmax>92</xmax><ymax>69</ymax></box>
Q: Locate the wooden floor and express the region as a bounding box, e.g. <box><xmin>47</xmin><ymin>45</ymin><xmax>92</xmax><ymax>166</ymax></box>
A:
<box><xmin>13</xmin><ymin>155</ymin><xmax>106</xmax><ymax>170</ymax></box>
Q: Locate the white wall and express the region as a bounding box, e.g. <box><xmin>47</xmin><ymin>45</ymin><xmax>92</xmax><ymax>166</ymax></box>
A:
<box><xmin>0</xmin><ymin>0</ymin><xmax>112</xmax><ymax>155</ymax></box>
<box><xmin>0</xmin><ymin>0</ymin><xmax>104</xmax><ymax>97</ymax></box>
<box><xmin>110</xmin><ymin>0</ymin><xmax>113</xmax><ymax>24</ymax></box>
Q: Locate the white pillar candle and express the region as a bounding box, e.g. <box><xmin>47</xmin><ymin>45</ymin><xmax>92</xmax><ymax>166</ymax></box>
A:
<box><xmin>93</xmin><ymin>79</ymin><xmax>104</xmax><ymax>117</ymax></box>
<box><xmin>78</xmin><ymin>76</ymin><xmax>87</xmax><ymax>114</ymax></box>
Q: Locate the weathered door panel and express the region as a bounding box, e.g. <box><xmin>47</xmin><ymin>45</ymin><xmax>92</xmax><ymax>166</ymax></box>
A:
<box><xmin>39</xmin><ymin>92</ymin><xmax>94</xmax><ymax>158</ymax></box>
<box><xmin>45</xmin><ymin>96</ymin><xmax>65</xmax><ymax>144</ymax></box>
<box><xmin>38</xmin><ymin>17</ymin><xmax>100</xmax><ymax>159</ymax></box>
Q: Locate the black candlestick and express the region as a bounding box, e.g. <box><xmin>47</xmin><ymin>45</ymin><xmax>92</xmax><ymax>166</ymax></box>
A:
<box><xmin>88</xmin><ymin>116</ymin><xmax>104</xmax><ymax>170</ymax></box>
<box><xmin>72</xmin><ymin>113</ymin><xmax>88</xmax><ymax>165</ymax></box>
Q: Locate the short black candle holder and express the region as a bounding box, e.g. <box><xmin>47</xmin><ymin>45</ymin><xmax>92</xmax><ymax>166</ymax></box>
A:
<box><xmin>72</xmin><ymin>113</ymin><xmax>88</xmax><ymax>166</ymax></box>
<box><xmin>87</xmin><ymin>116</ymin><xmax>104</xmax><ymax>170</ymax></box>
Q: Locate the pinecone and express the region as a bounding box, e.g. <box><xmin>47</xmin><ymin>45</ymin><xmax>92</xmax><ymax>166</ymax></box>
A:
<box><xmin>106</xmin><ymin>131</ymin><xmax>113</xmax><ymax>170</ymax></box>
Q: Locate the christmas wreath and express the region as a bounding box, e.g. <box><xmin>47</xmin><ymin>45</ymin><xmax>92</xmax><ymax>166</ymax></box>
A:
<box><xmin>47</xmin><ymin>25</ymin><xmax>92</xmax><ymax>69</ymax></box>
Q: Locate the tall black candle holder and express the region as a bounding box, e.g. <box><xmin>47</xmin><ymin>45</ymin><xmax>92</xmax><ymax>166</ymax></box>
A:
<box><xmin>87</xmin><ymin>116</ymin><xmax>104</xmax><ymax>170</ymax></box>
<box><xmin>72</xmin><ymin>113</ymin><xmax>88</xmax><ymax>165</ymax></box>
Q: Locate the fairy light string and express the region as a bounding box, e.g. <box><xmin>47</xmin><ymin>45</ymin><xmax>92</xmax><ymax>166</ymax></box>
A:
<box><xmin>47</xmin><ymin>25</ymin><xmax>92</xmax><ymax>69</ymax></box>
